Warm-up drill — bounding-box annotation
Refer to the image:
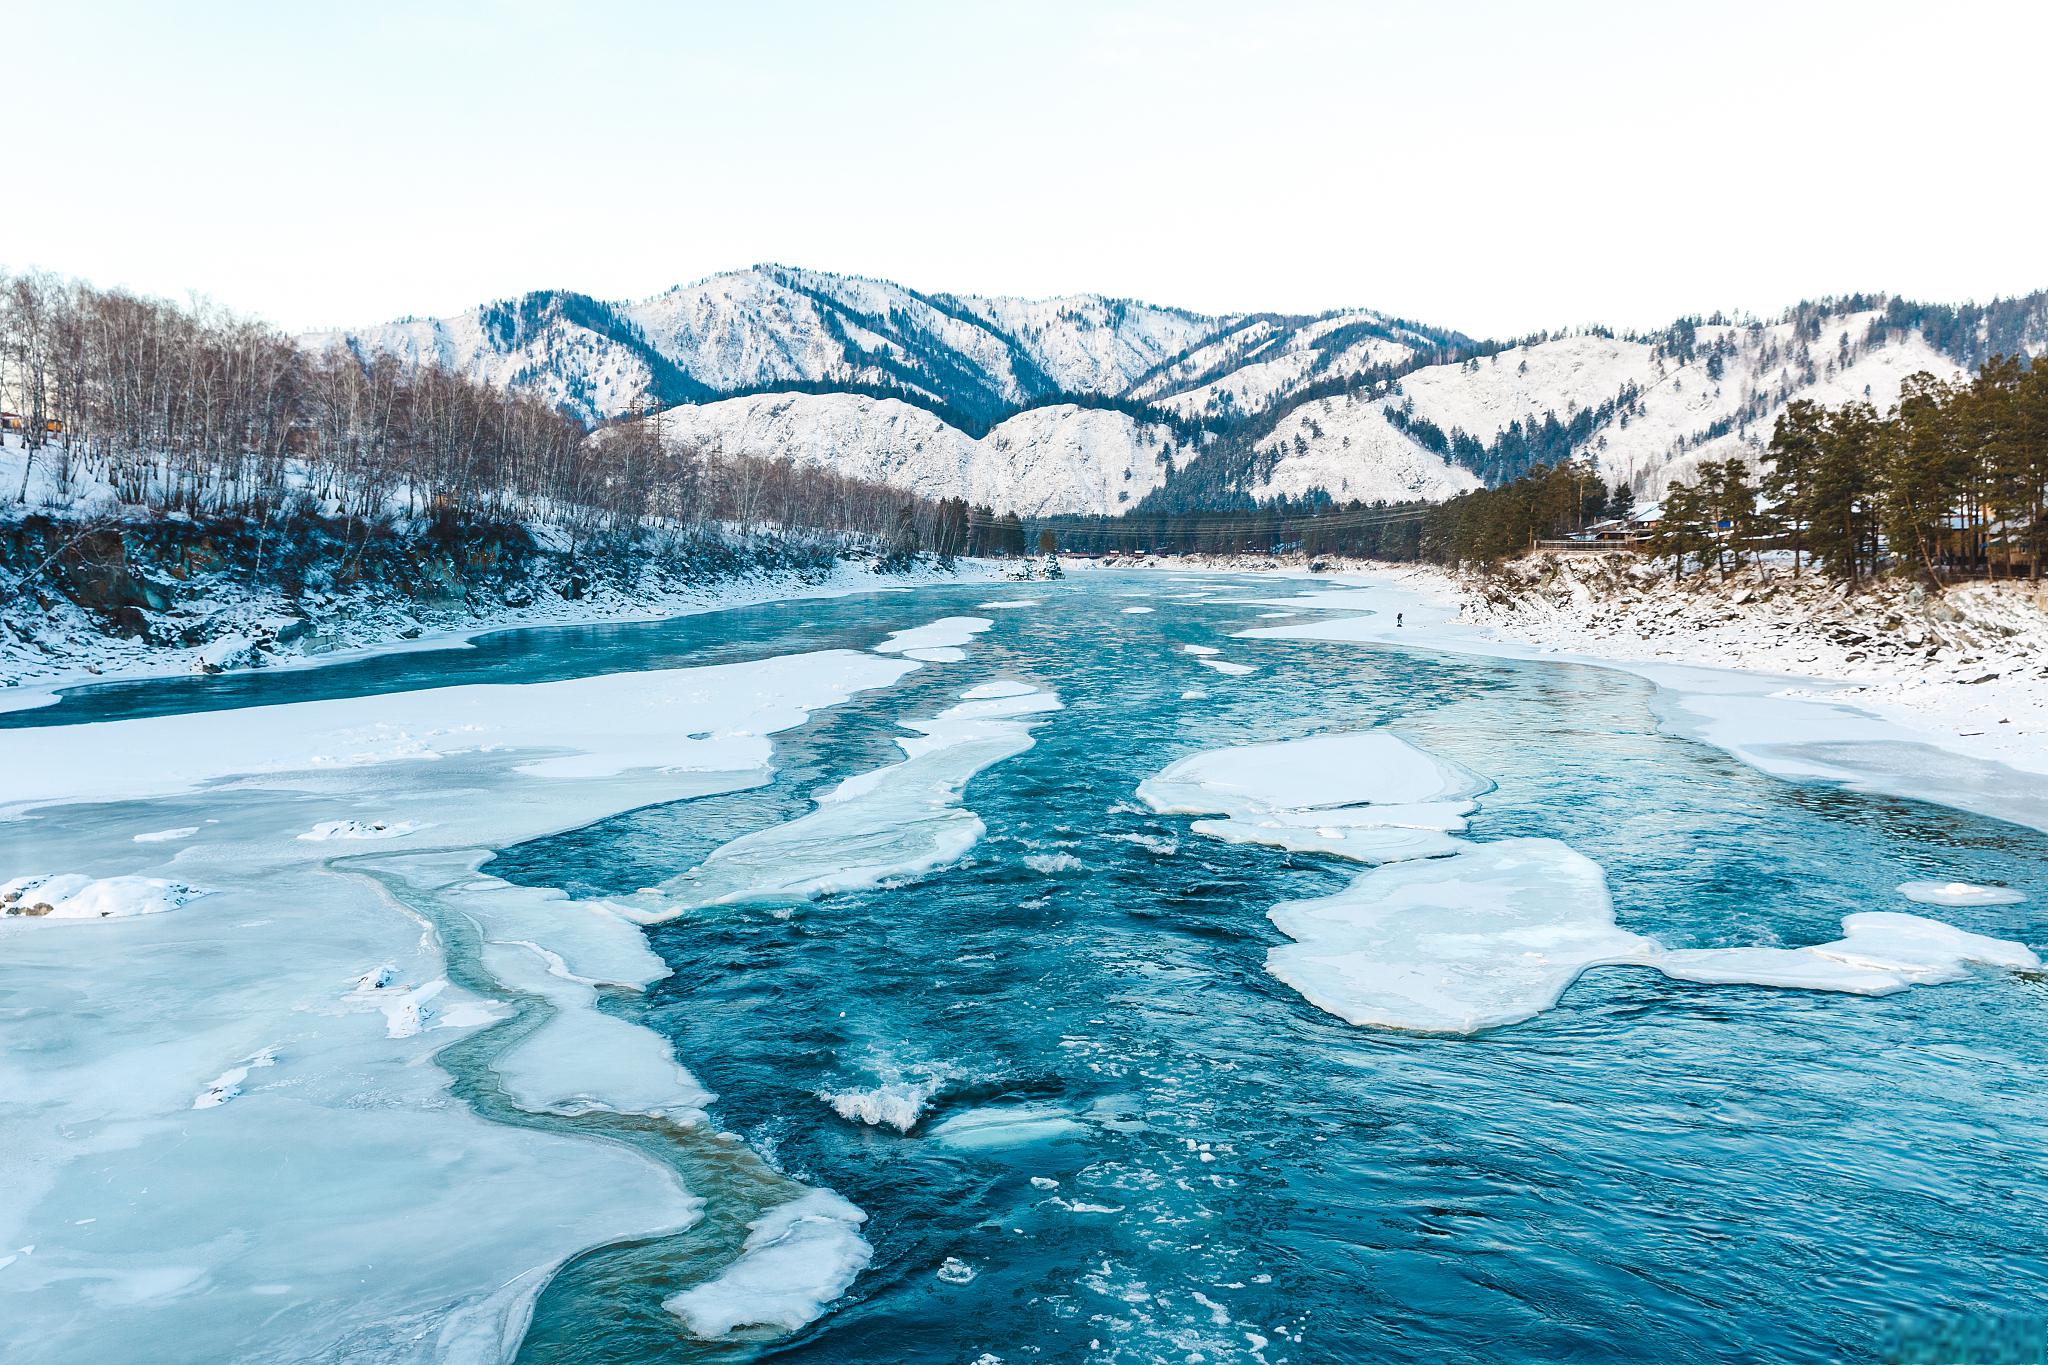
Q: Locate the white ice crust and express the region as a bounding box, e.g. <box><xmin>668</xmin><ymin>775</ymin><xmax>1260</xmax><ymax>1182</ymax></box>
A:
<box><xmin>665</xmin><ymin>1190</ymin><xmax>874</xmax><ymax>1338</ymax></box>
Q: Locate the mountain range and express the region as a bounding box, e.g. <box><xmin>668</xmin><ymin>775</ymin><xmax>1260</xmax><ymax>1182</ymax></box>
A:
<box><xmin>306</xmin><ymin>265</ymin><xmax>2048</xmax><ymax>517</ymax></box>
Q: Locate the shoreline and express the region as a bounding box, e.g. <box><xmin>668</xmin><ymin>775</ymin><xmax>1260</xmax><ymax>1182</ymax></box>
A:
<box><xmin>1084</xmin><ymin>557</ymin><xmax>2048</xmax><ymax>835</ymax></box>
<box><xmin>0</xmin><ymin>556</ymin><xmax>1008</xmax><ymax>714</ymax></box>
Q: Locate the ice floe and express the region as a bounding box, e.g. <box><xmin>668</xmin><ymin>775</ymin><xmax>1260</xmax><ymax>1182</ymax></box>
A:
<box><xmin>1138</xmin><ymin>731</ymin><xmax>1485</xmax><ymax>863</ymax></box>
<box><xmin>635</xmin><ymin>682</ymin><xmax>1060</xmax><ymax>915</ymax></box>
<box><xmin>927</xmin><ymin>1103</ymin><xmax>1087</xmax><ymax>1149</ymax></box>
<box><xmin>976</xmin><ymin>599</ymin><xmax>1041</xmax><ymax>610</ymax></box>
<box><xmin>132</xmin><ymin>826</ymin><xmax>199</xmax><ymax>843</ymax></box>
<box><xmin>0</xmin><ymin>643</ymin><xmax>926</xmax><ymax>1357</ymax></box>
<box><xmin>0</xmin><ymin>873</ymin><xmax>210</xmax><ymax>920</ymax></box>
<box><xmin>1151</xmin><ymin>733</ymin><xmax>2039</xmax><ymax>1033</ymax></box>
<box><xmin>0</xmin><ymin>649</ymin><xmax>921</xmax><ymax>807</ymax></box>
<box><xmin>1266</xmin><ymin>839</ymin><xmax>2041</xmax><ymax>1033</ymax></box>
<box><xmin>1182</xmin><ymin>644</ymin><xmax>1220</xmax><ymax>656</ymax></box>
<box><xmin>665</xmin><ymin>1190</ymin><xmax>874</xmax><ymax>1338</ymax></box>
<box><xmin>1200</xmin><ymin>659</ymin><xmax>1256</xmax><ymax>676</ymax></box>
<box><xmin>871</xmin><ymin>615</ymin><xmax>993</xmax><ymax>663</ymax></box>
<box><xmin>1897</xmin><ymin>880</ymin><xmax>2027</xmax><ymax>907</ymax></box>
<box><xmin>1121</xmin><ymin>606</ymin><xmax>1155</xmax><ymax>615</ymax></box>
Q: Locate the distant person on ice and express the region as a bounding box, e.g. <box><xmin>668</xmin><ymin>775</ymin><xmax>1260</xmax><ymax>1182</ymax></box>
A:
<box><xmin>1396</xmin><ymin>613</ymin><xmax>1403</xmax><ymax>628</ymax></box>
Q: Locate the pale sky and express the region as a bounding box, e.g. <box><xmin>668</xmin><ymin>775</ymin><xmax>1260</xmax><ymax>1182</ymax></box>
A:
<box><xmin>11</xmin><ymin>0</ymin><xmax>2045</xmax><ymax>340</ymax></box>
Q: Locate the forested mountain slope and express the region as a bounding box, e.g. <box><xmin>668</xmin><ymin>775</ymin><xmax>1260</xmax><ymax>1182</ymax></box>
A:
<box><xmin>318</xmin><ymin>270</ymin><xmax>2048</xmax><ymax>517</ymax></box>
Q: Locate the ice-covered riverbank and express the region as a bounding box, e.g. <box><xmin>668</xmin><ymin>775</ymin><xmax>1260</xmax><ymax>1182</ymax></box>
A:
<box><xmin>0</xmin><ymin>589</ymin><xmax>1020</xmax><ymax>1359</ymax></box>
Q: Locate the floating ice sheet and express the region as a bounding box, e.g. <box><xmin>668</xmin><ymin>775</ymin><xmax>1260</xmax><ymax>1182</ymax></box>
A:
<box><xmin>1897</xmin><ymin>880</ymin><xmax>2027</xmax><ymax>907</ymax></box>
<box><xmin>634</xmin><ymin>682</ymin><xmax>1060</xmax><ymax>916</ymax></box>
<box><xmin>665</xmin><ymin>1190</ymin><xmax>873</xmax><ymax>1338</ymax></box>
<box><xmin>872</xmin><ymin>615</ymin><xmax>993</xmax><ymax>662</ymax></box>
<box><xmin>1149</xmin><ymin>733</ymin><xmax>2038</xmax><ymax>1033</ymax></box>
<box><xmin>1267</xmin><ymin>841</ymin><xmax>2041</xmax><ymax>1034</ymax></box>
<box><xmin>1138</xmin><ymin>731</ymin><xmax>1486</xmax><ymax>862</ymax></box>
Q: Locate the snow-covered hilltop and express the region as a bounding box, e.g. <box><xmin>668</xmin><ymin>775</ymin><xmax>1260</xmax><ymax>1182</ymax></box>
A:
<box><xmin>315</xmin><ymin>269</ymin><xmax>2048</xmax><ymax>517</ymax></box>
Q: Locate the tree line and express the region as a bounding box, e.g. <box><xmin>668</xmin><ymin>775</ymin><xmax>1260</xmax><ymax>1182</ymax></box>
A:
<box><xmin>0</xmin><ymin>271</ymin><xmax>955</xmax><ymax>556</ymax></box>
<box><xmin>1654</xmin><ymin>356</ymin><xmax>2047</xmax><ymax>582</ymax></box>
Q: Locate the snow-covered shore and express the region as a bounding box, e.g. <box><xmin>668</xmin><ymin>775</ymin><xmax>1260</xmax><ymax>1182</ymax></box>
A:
<box><xmin>0</xmin><ymin>550</ymin><xmax>1004</xmax><ymax>711</ymax></box>
<box><xmin>1086</xmin><ymin>553</ymin><xmax>2048</xmax><ymax>832</ymax></box>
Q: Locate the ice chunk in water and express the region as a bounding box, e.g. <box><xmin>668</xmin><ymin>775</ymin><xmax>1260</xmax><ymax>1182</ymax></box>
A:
<box><xmin>872</xmin><ymin>616</ymin><xmax>992</xmax><ymax>660</ymax></box>
<box><xmin>665</xmin><ymin>1190</ymin><xmax>873</xmax><ymax>1338</ymax></box>
<box><xmin>1897</xmin><ymin>880</ymin><xmax>2027</xmax><ymax>907</ymax></box>
<box><xmin>1140</xmin><ymin>731</ymin><xmax>1486</xmax><ymax>864</ymax></box>
<box><xmin>927</xmin><ymin>1104</ymin><xmax>1087</xmax><ymax>1149</ymax></box>
<box><xmin>1267</xmin><ymin>838</ymin><xmax>1658</xmax><ymax>1033</ymax></box>
<box><xmin>636</xmin><ymin>683</ymin><xmax>1060</xmax><ymax>916</ymax></box>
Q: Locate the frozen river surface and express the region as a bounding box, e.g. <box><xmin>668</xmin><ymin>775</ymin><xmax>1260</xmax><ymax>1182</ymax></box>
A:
<box><xmin>4</xmin><ymin>571</ymin><xmax>2045</xmax><ymax>1364</ymax></box>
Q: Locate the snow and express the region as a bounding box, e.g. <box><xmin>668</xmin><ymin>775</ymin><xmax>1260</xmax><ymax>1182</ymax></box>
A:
<box><xmin>633</xmin><ymin>681</ymin><xmax>1060</xmax><ymax>915</ymax></box>
<box><xmin>0</xmin><ymin>873</ymin><xmax>209</xmax><ymax>920</ymax></box>
<box><xmin>1219</xmin><ymin>562</ymin><xmax>2048</xmax><ymax>833</ymax></box>
<box><xmin>664</xmin><ymin>1190</ymin><xmax>874</xmax><ymax>1339</ymax></box>
<box><xmin>1251</xmin><ymin>392</ymin><xmax>1481</xmax><ymax>504</ymax></box>
<box><xmin>655</xmin><ymin>393</ymin><xmax>1185</xmax><ymax>517</ymax></box>
<box><xmin>192</xmin><ymin>1047</ymin><xmax>279</xmax><ymax>1110</ymax></box>
<box><xmin>1897</xmin><ymin>880</ymin><xmax>2027</xmax><ymax>907</ymax></box>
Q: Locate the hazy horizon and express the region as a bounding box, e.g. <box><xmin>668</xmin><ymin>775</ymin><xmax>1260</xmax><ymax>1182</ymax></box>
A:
<box><xmin>13</xmin><ymin>0</ymin><xmax>2048</xmax><ymax>338</ymax></box>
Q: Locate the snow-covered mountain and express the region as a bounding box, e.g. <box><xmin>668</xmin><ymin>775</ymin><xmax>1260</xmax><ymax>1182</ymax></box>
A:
<box><xmin>316</xmin><ymin>270</ymin><xmax>2048</xmax><ymax>517</ymax></box>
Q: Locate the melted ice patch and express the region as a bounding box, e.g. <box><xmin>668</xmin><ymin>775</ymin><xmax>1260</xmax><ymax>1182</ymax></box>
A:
<box><xmin>633</xmin><ymin>682</ymin><xmax>1060</xmax><ymax>917</ymax></box>
<box><xmin>1</xmin><ymin>873</ymin><xmax>209</xmax><ymax>920</ymax></box>
<box><xmin>1897</xmin><ymin>880</ymin><xmax>2027</xmax><ymax>907</ymax></box>
<box><xmin>665</xmin><ymin>1190</ymin><xmax>873</xmax><ymax>1338</ymax></box>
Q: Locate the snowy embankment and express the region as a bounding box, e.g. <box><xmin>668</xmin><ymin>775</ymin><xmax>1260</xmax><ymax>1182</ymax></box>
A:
<box><xmin>1445</xmin><ymin>553</ymin><xmax>2048</xmax><ymax>780</ymax></box>
<box><xmin>0</xmin><ymin>596</ymin><xmax>1026</xmax><ymax>1359</ymax></box>
<box><xmin>0</xmin><ymin>430</ymin><xmax>999</xmax><ymax>700</ymax></box>
<box><xmin>1088</xmin><ymin>553</ymin><xmax>2048</xmax><ymax>824</ymax></box>
<box><xmin>1143</xmin><ymin>730</ymin><xmax>2037</xmax><ymax>1034</ymax></box>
